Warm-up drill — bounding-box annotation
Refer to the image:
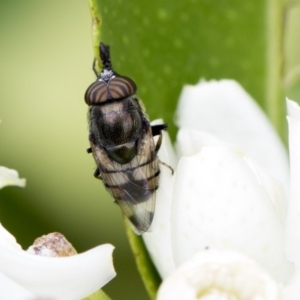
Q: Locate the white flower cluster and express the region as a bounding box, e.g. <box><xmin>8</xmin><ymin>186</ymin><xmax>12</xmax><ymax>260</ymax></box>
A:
<box><xmin>144</xmin><ymin>80</ymin><xmax>300</xmax><ymax>299</ymax></box>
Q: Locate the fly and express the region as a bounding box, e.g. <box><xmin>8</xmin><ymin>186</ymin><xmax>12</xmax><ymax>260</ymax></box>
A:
<box><xmin>84</xmin><ymin>42</ymin><xmax>172</xmax><ymax>234</ymax></box>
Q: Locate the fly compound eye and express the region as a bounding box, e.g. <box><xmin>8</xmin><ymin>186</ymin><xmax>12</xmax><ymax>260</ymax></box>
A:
<box><xmin>84</xmin><ymin>81</ymin><xmax>108</xmax><ymax>105</ymax></box>
<box><xmin>108</xmin><ymin>76</ymin><xmax>137</xmax><ymax>100</ymax></box>
<box><xmin>84</xmin><ymin>75</ymin><xmax>137</xmax><ymax>105</ymax></box>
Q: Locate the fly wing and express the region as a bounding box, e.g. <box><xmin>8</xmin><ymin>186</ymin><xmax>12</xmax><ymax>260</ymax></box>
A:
<box><xmin>91</xmin><ymin>127</ymin><xmax>159</xmax><ymax>234</ymax></box>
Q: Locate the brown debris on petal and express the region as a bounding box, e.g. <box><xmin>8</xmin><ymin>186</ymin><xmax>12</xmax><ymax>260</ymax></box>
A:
<box><xmin>27</xmin><ymin>232</ymin><xmax>77</xmax><ymax>257</ymax></box>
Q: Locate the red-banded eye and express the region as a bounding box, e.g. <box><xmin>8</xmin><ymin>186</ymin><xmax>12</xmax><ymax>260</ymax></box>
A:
<box><xmin>84</xmin><ymin>75</ymin><xmax>137</xmax><ymax>105</ymax></box>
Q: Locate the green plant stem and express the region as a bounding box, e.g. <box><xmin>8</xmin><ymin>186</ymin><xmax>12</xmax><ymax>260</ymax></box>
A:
<box><xmin>83</xmin><ymin>289</ymin><xmax>112</xmax><ymax>300</ymax></box>
<box><xmin>88</xmin><ymin>0</ymin><xmax>102</xmax><ymax>73</ymax></box>
<box><xmin>124</xmin><ymin>219</ymin><xmax>161</xmax><ymax>300</ymax></box>
<box><xmin>266</xmin><ymin>0</ymin><xmax>286</xmax><ymax>141</ymax></box>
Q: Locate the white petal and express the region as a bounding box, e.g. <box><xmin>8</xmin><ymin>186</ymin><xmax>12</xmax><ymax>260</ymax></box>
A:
<box><xmin>0</xmin><ymin>223</ymin><xmax>25</xmax><ymax>255</ymax></box>
<box><xmin>286</xmin><ymin>99</ymin><xmax>300</xmax><ymax>264</ymax></box>
<box><xmin>283</xmin><ymin>264</ymin><xmax>300</xmax><ymax>300</ymax></box>
<box><xmin>175</xmin><ymin>79</ymin><xmax>289</xmax><ymax>190</ymax></box>
<box><xmin>171</xmin><ymin>146</ymin><xmax>293</xmax><ymax>283</ymax></box>
<box><xmin>176</xmin><ymin>128</ymin><xmax>227</xmax><ymax>158</ymax></box>
<box><xmin>242</xmin><ymin>156</ymin><xmax>287</xmax><ymax>222</ymax></box>
<box><xmin>0</xmin><ymin>272</ymin><xmax>36</xmax><ymax>299</ymax></box>
<box><xmin>177</xmin><ymin>128</ymin><xmax>287</xmax><ymax>223</ymax></box>
<box><xmin>157</xmin><ymin>250</ymin><xmax>281</xmax><ymax>300</ymax></box>
<box><xmin>287</xmin><ymin>99</ymin><xmax>300</xmax><ymax>119</ymax></box>
<box><xmin>176</xmin><ymin>126</ymin><xmax>288</xmax><ymax>221</ymax></box>
<box><xmin>0</xmin><ymin>167</ymin><xmax>26</xmax><ymax>189</ymax></box>
<box><xmin>0</xmin><ymin>224</ymin><xmax>115</xmax><ymax>300</ymax></box>
<box><xmin>151</xmin><ymin>119</ymin><xmax>178</xmax><ymax>168</ymax></box>
<box><xmin>143</xmin><ymin>121</ymin><xmax>176</xmax><ymax>278</ymax></box>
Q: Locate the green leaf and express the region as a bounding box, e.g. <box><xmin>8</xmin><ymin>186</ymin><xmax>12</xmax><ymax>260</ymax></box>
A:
<box><xmin>83</xmin><ymin>289</ymin><xmax>111</xmax><ymax>300</ymax></box>
<box><xmin>88</xmin><ymin>0</ymin><xmax>102</xmax><ymax>74</ymax></box>
<box><xmin>285</xmin><ymin>69</ymin><xmax>300</xmax><ymax>103</ymax></box>
<box><xmin>87</xmin><ymin>0</ymin><xmax>285</xmax><ymax>298</ymax></box>
<box><xmin>88</xmin><ymin>0</ymin><xmax>284</xmax><ymax>140</ymax></box>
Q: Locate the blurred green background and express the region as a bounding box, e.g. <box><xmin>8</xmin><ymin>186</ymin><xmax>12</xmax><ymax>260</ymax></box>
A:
<box><xmin>0</xmin><ymin>1</ymin><xmax>146</xmax><ymax>299</ymax></box>
<box><xmin>0</xmin><ymin>1</ymin><xmax>300</xmax><ymax>299</ymax></box>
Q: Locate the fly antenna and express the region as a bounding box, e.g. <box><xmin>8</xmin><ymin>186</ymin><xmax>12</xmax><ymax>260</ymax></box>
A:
<box><xmin>100</xmin><ymin>42</ymin><xmax>112</xmax><ymax>70</ymax></box>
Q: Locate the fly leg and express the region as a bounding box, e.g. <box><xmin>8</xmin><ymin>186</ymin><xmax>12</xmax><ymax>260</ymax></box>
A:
<box><xmin>87</xmin><ymin>133</ymin><xmax>96</xmax><ymax>154</ymax></box>
<box><xmin>154</xmin><ymin>132</ymin><xmax>174</xmax><ymax>175</ymax></box>
<box><xmin>87</xmin><ymin>133</ymin><xmax>102</xmax><ymax>179</ymax></box>
<box><xmin>94</xmin><ymin>169</ymin><xmax>112</xmax><ymax>195</ymax></box>
<box><xmin>154</xmin><ymin>133</ymin><xmax>163</xmax><ymax>153</ymax></box>
<box><xmin>159</xmin><ymin>160</ymin><xmax>174</xmax><ymax>175</ymax></box>
<box><xmin>94</xmin><ymin>168</ymin><xmax>103</xmax><ymax>180</ymax></box>
<box><xmin>151</xmin><ymin>124</ymin><xmax>168</xmax><ymax>137</ymax></box>
<box><xmin>92</xmin><ymin>59</ymin><xmax>99</xmax><ymax>77</ymax></box>
<box><xmin>152</xmin><ymin>123</ymin><xmax>168</xmax><ymax>153</ymax></box>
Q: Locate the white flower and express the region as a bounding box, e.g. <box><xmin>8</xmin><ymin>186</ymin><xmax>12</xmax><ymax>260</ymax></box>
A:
<box><xmin>157</xmin><ymin>249</ymin><xmax>281</xmax><ymax>300</ymax></box>
<box><xmin>142</xmin><ymin>80</ymin><xmax>300</xmax><ymax>298</ymax></box>
<box><xmin>286</xmin><ymin>99</ymin><xmax>300</xmax><ymax>263</ymax></box>
<box><xmin>0</xmin><ymin>167</ymin><xmax>26</xmax><ymax>189</ymax></box>
<box><xmin>0</xmin><ymin>166</ymin><xmax>116</xmax><ymax>300</ymax></box>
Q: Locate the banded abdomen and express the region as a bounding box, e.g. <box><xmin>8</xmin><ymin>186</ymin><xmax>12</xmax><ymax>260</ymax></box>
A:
<box><xmin>90</xmin><ymin>125</ymin><xmax>159</xmax><ymax>233</ymax></box>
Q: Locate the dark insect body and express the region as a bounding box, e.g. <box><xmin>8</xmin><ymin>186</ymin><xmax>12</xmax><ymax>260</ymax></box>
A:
<box><xmin>84</xmin><ymin>43</ymin><xmax>170</xmax><ymax>234</ymax></box>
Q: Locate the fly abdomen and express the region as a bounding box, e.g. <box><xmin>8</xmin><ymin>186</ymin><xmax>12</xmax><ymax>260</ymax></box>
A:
<box><xmin>108</xmin><ymin>179</ymin><xmax>153</xmax><ymax>203</ymax></box>
<box><xmin>101</xmin><ymin>158</ymin><xmax>160</xmax><ymax>204</ymax></box>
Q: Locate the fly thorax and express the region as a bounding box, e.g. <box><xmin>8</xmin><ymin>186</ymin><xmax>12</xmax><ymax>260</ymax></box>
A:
<box><xmin>105</xmin><ymin>141</ymin><xmax>137</xmax><ymax>164</ymax></box>
<box><xmin>98</xmin><ymin>101</ymin><xmax>142</xmax><ymax>145</ymax></box>
<box><xmin>89</xmin><ymin>100</ymin><xmax>144</xmax><ymax>164</ymax></box>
